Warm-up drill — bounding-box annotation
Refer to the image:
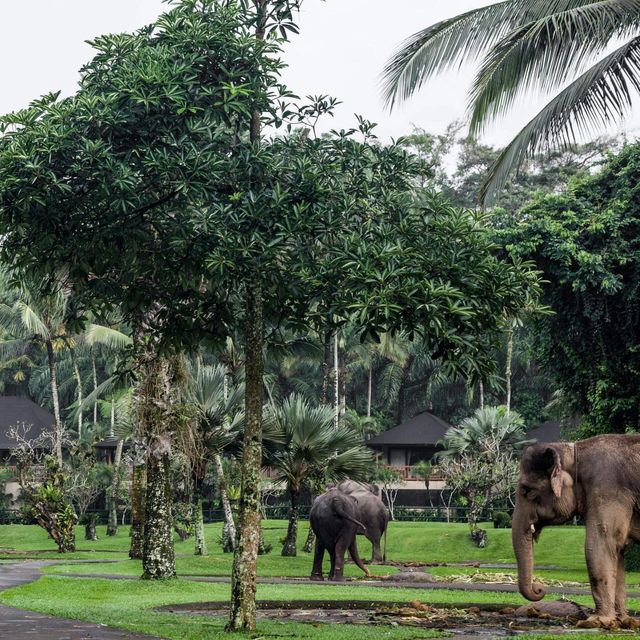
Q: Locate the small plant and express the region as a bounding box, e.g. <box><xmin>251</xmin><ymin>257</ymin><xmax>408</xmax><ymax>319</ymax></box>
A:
<box><xmin>493</xmin><ymin>511</ymin><xmax>512</xmax><ymax>529</ymax></box>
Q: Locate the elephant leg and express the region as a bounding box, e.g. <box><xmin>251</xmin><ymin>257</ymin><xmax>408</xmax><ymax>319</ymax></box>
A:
<box><xmin>349</xmin><ymin>538</ymin><xmax>371</xmax><ymax>577</ymax></box>
<box><xmin>331</xmin><ymin>539</ymin><xmax>348</xmax><ymax>582</ymax></box>
<box><xmin>369</xmin><ymin>532</ymin><xmax>383</xmax><ymax>563</ymax></box>
<box><xmin>310</xmin><ymin>538</ymin><xmax>325</xmax><ymax>581</ymax></box>
<box><xmin>615</xmin><ymin>549</ymin><xmax>640</xmax><ymax>628</ymax></box>
<box><xmin>328</xmin><ymin>548</ymin><xmax>336</xmax><ymax>580</ymax></box>
<box><xmin>580</xmin><ymin>509</ymin><xmax>630</xmax><ymax>628</ymax></box>
<box><xmin>615</xmin><ymin>551</ymin><xmax>627</xmax><ymax>619</ymax></box>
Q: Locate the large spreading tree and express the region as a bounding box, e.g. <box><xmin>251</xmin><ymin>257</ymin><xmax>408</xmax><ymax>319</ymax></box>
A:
<box><xmin>0</xmin><ymin>0</ymin><xmax>542</xmax><ymax>631</ymax></box>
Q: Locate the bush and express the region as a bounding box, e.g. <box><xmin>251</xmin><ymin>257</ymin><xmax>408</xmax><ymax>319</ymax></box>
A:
<box><xmin>625</xmin><ymin>543</ymin><xmax>640</xmax><ymax>572</ymax></box>
<box><xmin>493</xmin><ymin>511</ymin><xmax>512</xmax><ymax>529</ymax></box>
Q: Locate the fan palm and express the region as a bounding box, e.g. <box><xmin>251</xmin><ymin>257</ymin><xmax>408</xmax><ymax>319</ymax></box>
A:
<box><xmin>438</xmin><ymin>405</ymin><xmax>531</xmax><ymax>458</ymax></box>
<box><xmin>382</xmin><ymin>0</ymin><xmax>640</xmax><ymax>204</ymax></box>
<box><xmin>181</xmin><ymin>362</ymin><xmax>245</xmax><ymax>555</ymax></box>
<box><xmin>266</xmin><ymin>393</ymin><xmax>372</xmax><ymax>557</ymax></box>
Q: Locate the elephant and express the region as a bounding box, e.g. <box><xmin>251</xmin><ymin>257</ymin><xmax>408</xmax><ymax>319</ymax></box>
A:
<box><xmin>335</xmin><ymin>479</ymin><xmax>389</xmax><ymax>563</ymax></box>
<box><xmin>513</xmin><ymin>435</ymin><xmax>640</xmax><ymax>628</ymax></box>
<box><xmin>309</xmin><ymin>488</ymin><xmax>371</xmax><ymax>581</ymax></box>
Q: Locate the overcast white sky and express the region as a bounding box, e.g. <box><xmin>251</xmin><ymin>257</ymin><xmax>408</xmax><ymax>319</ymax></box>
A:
<box><xmin>0</xmin><ymin>1</ymin><xmax>636</xmax><ymax>146</ymax></box>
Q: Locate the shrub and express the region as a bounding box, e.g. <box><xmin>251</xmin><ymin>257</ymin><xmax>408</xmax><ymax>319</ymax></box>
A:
<box><xmin>493</xmin><ymin>511</ymin><xmax>512</xmax><ymax>529</ymax></box>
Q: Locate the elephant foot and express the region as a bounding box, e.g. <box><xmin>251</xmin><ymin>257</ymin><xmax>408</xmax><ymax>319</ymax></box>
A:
<box><xmin>369</xmin><ymin>559</ymin><xmax>385</xmax><ymax>565</ymax></box>
<box><xmin>309</xmin><ymin>573</ymin><xmax>324</xmax><ymax>581</ymax></box>
<box><xmin>576</xmin><ymin>614</ymin><xmax>619</xmax><ymax>629</ymax></box>
<box><xmin>619</xmin><ymin>616</ymin><xmax>640</xmax><ymax>630</ymax></box>
<box><xmin>330</xmin><ymin>575</ymin><xmax>346</xmax><ymax>582</ymax></box>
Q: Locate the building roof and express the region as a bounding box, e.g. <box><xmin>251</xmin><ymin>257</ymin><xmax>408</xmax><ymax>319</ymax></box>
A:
<box><xmin>366</xmin><ymin>411</ymin><xmax>452</xmax><ymax>447</ymax></box>
<box><xmin>526</xmin><ymin>420</ymin><xmax>565</xmax><ymax>443</ymax></box>
<box><xmin>0</xmin><ymin>396</ymin><xmax>56</xmax><ymax>450</ymax></box>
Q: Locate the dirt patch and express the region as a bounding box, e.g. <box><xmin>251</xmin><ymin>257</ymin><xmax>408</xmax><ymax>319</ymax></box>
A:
<box><xmin>159</xmin><ymin>599</ymin><xmax>598</xmax><ymax>635</ymax></box>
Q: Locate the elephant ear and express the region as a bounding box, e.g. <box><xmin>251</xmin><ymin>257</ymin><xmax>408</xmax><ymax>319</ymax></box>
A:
<box><xmin>540</xmin><ymin>447</ymin><xmax>563</xmax><ymax>498</ymax></box>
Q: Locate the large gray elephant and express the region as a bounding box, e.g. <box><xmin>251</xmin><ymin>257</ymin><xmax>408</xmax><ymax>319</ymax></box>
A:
<box><xmin>309</xmin><ymin>488</ymin><xmax>371</xmax><ymax>581</ymax></box>
<box><xmin>513</xmin><ymin>435</ymin><xmax>640</xmax><ymax>629</ymax></box>
<box><xmin>335</xmin><ymin>479</ymin><xmax>389</xmax><ymax>563</ymax></box>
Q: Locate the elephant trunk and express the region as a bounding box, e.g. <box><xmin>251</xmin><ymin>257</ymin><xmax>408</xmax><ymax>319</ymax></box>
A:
<box><xmin>512</xmin><ymin>505</ymin><xmax>545</xmax><ymax>602</ymax></box>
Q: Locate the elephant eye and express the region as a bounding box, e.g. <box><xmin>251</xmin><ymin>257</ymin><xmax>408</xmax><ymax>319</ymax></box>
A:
<box><xmin>520</xmin><ymin>484</ymin><xmax>537</xmax><ymax>499</ymax></box>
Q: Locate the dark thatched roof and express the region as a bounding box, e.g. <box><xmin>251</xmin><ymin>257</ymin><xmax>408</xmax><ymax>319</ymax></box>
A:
<box><xmin>0</xmin><ymin>396</ymin><xmax>55</xmax><ymax>450</ymax></box>
<box><xmin>366</xmin><ymin>411</ymin><xmax>452</xmax><ymax>448</ymax></box>
<box><xmin>527</xmin><ymin>420</ymin><xmax>564</xmax><ymax>443</ymax></box>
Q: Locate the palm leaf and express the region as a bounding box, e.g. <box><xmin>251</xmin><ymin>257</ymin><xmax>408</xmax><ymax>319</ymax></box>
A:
<box><xmin>481</xmin><ymin>34</ymin><xmax>640</xmax><ymax>204</ymax></box>
<box><xmin>85</xmin><ymin>324</ymin><xmax>132</xmax><ymax>349</ymax></box>
<box><xmin>15</xmin><ymin>301</ymin><xmax>50</xmax><ymax>339</ymax></box>
<box><xmin>469</xmin><ymin>0</ymin><xmax>640</xmax><ymax>137</ymax></box>
<box><xmin>381</xmin><ymin>0</ymin><xmax>593</xmax><ymax>108</ymax></box>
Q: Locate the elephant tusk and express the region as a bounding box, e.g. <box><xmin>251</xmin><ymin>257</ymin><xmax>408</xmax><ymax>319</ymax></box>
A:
<box><xmin>530</xmin><ymin>524</ymin><xmax>535</xmax><ymax>534</ymax></box>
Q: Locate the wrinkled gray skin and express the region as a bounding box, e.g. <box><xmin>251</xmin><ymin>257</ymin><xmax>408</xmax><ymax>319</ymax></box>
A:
<box><xmin>334</xmin><ymin>479</ymin><xmax>389</xmax><ymax>563</ymax></box>
<box><xmin>309</xmin><ymin>488</ymin><xmax>371</xmax><ymax>581</ymax></box>
<box><xmin>514</xmin><ymin>435</ymin><xmax>640</xmax><ymax>628</ymax></box>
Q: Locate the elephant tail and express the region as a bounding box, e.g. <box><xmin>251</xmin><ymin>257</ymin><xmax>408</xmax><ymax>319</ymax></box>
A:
<box><xmin>332</xmin><ymin>497</ymin><xmax>368</xmax><ymax>535</ymax></box>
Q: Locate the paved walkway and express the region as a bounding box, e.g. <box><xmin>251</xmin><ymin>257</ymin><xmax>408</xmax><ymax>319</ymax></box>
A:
<box><xmin>0</xmin><ymin>561</ymin><xmax>160</xmax><ymax>639</ymax></box>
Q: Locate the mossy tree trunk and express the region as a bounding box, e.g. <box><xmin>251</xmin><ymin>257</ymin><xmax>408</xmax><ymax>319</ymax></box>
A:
<box><xmin>227</xmin><ymin>279</ymin><xmax>264</xmax><ymax>631</ymax></box>
<box><xmin>129</xmin><ymin>462</ymin><xmax>146</xmax><ymax>559</ymax></box>
<box><xmin>214</xmin><ymin>453</ymin><xmax>236</xmax><ymax>551</ymax></box>
<box><xmin>193</xmin><ymin>488</ymin><xmax>207</xmax><ymax>556</ymax></box>
<box><xmin>281</xmin><ymin>487</ymin><xmax>299</xmax><ymax>557</ymax></box>
<box><xmin>138</xmin><ymin>353</ymin><xmax>176</xmax><ymax>580</ymax></box>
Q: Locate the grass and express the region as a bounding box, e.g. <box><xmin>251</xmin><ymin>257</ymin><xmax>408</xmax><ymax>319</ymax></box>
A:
<box><xmin>2</xmin><ymin>520</ymin><xmax>639</xmax><ymax>639</ymax></box>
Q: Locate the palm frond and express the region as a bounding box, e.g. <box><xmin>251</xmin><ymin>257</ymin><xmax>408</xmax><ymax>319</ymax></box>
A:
<box><xmin>85</xmin><ymin>324</ymin><xmax>132</xmax><ymax>349</ymax></box>
<box><xmin>469</xmin><ymin>0</ymin><xmax>640</xmax><ymax>137</ymax></box>
<box><xmin>15</xmin><ymin>301</ymin><xmax>50</xmax><ymax>339</ymax></box>
<box><xmin>480</xmin><ymin>34</ymin><xmax>640</xmax><ymax>204</ymax></box>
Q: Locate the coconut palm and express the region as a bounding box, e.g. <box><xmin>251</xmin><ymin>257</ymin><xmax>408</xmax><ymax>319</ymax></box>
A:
<box><xmin>266</xmin><ymin>394</ymin><xmax>372</xmax><ymax>557</ymax></box>
<box><xmin>382</xmin><ymin>0</ymin><xmax>640</xmax><ymax>204</ymax></box>
<box><xmin>0</xmin><ymin>273</ymin><xmax>71</xmax><ymax>464</ymax></box>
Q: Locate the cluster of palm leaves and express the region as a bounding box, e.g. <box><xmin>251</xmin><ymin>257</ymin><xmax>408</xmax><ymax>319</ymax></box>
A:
<box><xmin>383</xmin><ymin>0</ymin><xmax>640</xmax><ymax>204</ymax></box>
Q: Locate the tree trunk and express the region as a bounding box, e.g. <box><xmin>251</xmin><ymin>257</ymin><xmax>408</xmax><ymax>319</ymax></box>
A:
<box><xmin>320</xmin><ymin>325</ymin><xmax>332</xmax><ymax>405</ymax></box>
<box><xmin>46</xmin><ymin>339</ymin><xmax>63</xmax><ymax>466</ymax></box>
<box><xmin>138</xmin><ymin>353</ymin><xmax>176</xmax><ymax>580</ymax></box>
<box><xmin>142</xmin><ymin>446</ymin><xmax>176</xmax><ymax>579</ymax></box>
<box><xmin>214</xmin><ymin>453</ymin><xmax>236</xmax><ymax>551</ymax></box>
<box><xmin>92</xmin><ymin>355</ymin><xmax>98</xmax><ymax>425</ymax></box>
<box><xmin>227</xmin><ymin>279</ymin><xmax>264</xmax><ymax>631</ymax></box>
<box><xmin>395</xmin><ymin>356</ymin><xmax>414</xmax><ymax>425</ymax></box>
<box><xmin>70</xmin><ymin>348</ymin><xmax>83</xmax><ymax>440</ymax></box>
<box><xmin>303</xmin><ymin>524</ymin><xmax>315</xmax><ymax>553</ymax></box>
<box><xmin>333</xmin><ymin>331</ymin><xmax>339</xmax><ymax>427</ymax></box>
<box><xmin>505</xmin><ymin>329</ymin><xmax>514</xmax><ymax>414</ymax></box>
<box><xmin>281</xmin><ymin>488</ymin><xmax>299</xmax><ymax>557</ymax></box>
<box><xmin>107</xmin><ymin>438</ymin><xmax>124</xmax><ymax>536</ymax></box>
<box><xmin>85</xmin><ymin>514</ymin><xmax>98</xmax><ymax>541</ymax></box>
<box><xmin>129</xmin><ymin>461</ymin><xmax>146</xmax><ymax>559</ymax></box>
<box><xmin>367</xmin><ymin>361</ymin><xmax>373</xmax><ymax>417</ymax></box>
<box><xmin>193</xmin><ymin>489</ymin><xmax>207</xmax><ymax>556</ymax></box>
<box><xmin>479</xmin><ymin>380</ymin><xmax>485</xmax><ymax>409</ymax></box>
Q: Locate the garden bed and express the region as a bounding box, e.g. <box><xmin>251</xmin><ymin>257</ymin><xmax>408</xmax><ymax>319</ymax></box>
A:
<box><xmin>158</xmin><ymin>598</ymin><xmax>601</xmax><ymax>635</ymax></box>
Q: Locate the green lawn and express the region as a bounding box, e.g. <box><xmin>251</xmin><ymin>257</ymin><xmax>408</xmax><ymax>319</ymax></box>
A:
<box><xmin>1</xmin><ymin>520</ymin><xmax>639</xmax><ymax>640</ymax></box>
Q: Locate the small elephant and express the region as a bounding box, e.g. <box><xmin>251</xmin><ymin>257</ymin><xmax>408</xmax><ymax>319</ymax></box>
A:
<box><xmin>309</xmin><ymin>488</ymin><xmax>371</xmax><ymax>581</ymax></box>
<box><xmin>513</xmin><ymin>435</ymin><xmax>640</xmax><ymax>628</ymax></box>
<box><xmin>335</xmin><ymin>479</ymin><xmax>389</xmax><ymax>563</ymax></box>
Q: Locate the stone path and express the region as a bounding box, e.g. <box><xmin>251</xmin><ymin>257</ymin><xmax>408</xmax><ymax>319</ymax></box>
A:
<box><xmin>0</xmin><ymin>561</ymin><xmax>160</xmax><ymax>639</ymax></box>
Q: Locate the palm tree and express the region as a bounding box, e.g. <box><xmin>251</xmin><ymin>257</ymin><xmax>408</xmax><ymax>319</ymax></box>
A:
<box><xmin>0</xmin><ymin>274</ymin><xmax>70</xmax><ymax>464</ymax></box>
<box><xmin>180</xmin><ymin>362</ymin><xmax>245</xmax><ymax>556</ymax></box>
<box><xmin>266</xmin><ymin>394</ymin><xmax>372</xmax><ymax>557</ymax></box>
<box><xmin>439</xmin><ymin>405</ymin><xmax>531</xmax><ymax>457</ymax></box>
<box><xmin>382</xmin><ymin>0</ymin><xmax>640</xmax><ymax>204</ymax></box>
